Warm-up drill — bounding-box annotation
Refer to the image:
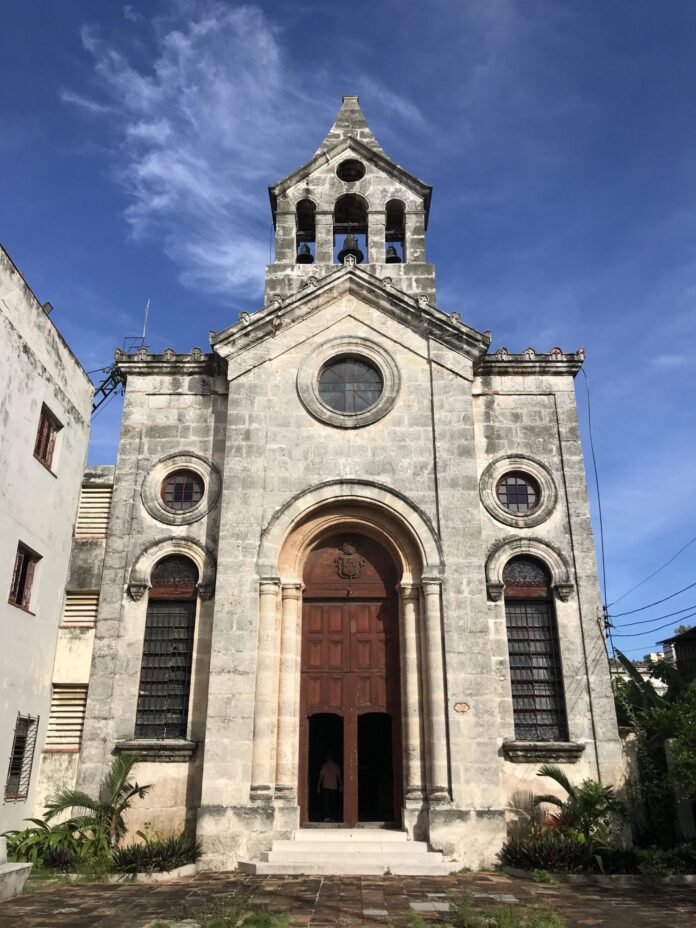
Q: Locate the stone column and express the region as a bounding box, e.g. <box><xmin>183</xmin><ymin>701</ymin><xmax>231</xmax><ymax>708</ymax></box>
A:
<box><xmin>400</xmin><ymin>583</ymin><xmax>424</xmax><ymax>799</ymax></box>
<box><xmin>250</xmin><ymin>577</ymin><xmax>280</xmax><ymax>801</ymax></box>
<box><xmin>275</xmin><ymin>582</ymin><xmax>303</xmax><ymax>798</ymax></box>
<box><xmin>315</xmin><ymin>211</ymin><xmax>334</xmax><ymax>264</ymax></box>
<box><xmin>405</xmin><ymin>211</ymin><xmax>426</xmax><ymax>263</ymax></box>
<box><xmin>368</xmin><ymin>210</ymin><xmax>386</xmax><ymax>264</ymax></box>
<box><xmin>274</xmin><ymin>209</ymin><xmax>296</xmax><ymax>264</ymax></box>
<box><xmin>422</xmin><ymin>578</ymin><xmax>449</xmax><ymax>800</ymax></box>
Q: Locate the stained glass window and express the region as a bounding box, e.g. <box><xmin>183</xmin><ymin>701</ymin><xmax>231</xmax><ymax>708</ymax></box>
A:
<box><xmin>496</xmin><ymin>473</ymin><xmax>540</xmax><ymax>513</ymax></box>
<box><xmin>318</xmin><ymin>356</ymin><xmax>383</xmax><ymax>414</ymax></box>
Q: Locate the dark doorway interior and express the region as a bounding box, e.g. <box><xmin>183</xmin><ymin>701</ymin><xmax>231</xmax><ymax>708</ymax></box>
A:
<box><xmin>308</xmin><ymin>713</ymin><xmax>344</xmax><ymax>823</ymax></box>
<box><xmin>358</xmin><ymin>712</ymin><xmax>394</xmax><ymax>823</ymax></box>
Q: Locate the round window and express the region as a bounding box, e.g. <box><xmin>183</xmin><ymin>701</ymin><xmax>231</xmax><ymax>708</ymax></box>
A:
<box><xmin>496</xmin><ymin>473</ymin><xmax>540</xmax><ymax>513</ymax></box>
<box><xmin>336</xmin><ymin>159</ymin><xmax>366</xmax><ymax>182</ymax></box>
<box><xmin>318</xmin><ymin>356</ymin><xmax>383</xmax><ymax>414</ymax></box>
<box><xmin>160</xmin><ymin>470</ymin><xmax>204</xmax><ymax>512</ymax></box>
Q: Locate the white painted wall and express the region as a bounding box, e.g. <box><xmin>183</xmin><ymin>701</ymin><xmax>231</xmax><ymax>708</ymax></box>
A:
<box><xmin>0</xmin><ymin>246</ymin><xmax>92</xmax><ymax>830</ymax></box>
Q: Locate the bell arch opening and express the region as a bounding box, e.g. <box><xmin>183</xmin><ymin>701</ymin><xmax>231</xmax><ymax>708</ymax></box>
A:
<box><xmin>334</xmin><ymin>194</ymin><xmax>368</xmax><ymax>264</ymax></box>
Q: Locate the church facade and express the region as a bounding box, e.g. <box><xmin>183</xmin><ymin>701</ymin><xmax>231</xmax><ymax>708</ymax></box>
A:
<box><xmin>55</xmin><ymin>97</ymin><xmax>621</xmax><ymax>869</ymax></box>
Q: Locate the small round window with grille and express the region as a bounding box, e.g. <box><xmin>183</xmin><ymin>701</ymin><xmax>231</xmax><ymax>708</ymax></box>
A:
<box><xmin>318</xmin><ymin>356</ymin><xmax>383</xmax><ymax>414</ymax></box>
<box><xmin>160</xmin><ymin>470</ymin><xmax>204</xmax><ymax>512</ymax></box>
<box><xmin>336</xmin><ymin>159</ymin><xmax>366</xmax><ymax>182</ymax></box>
<box><xmin>496</xmin><ymin>472</ymin><xmax>540</xmax><ymax>513</ymax></box>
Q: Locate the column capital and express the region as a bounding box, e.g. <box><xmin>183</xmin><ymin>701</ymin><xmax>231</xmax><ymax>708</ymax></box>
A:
<box><xmin>399</xmin><ymin>582</ymin><xmax>420</xmax><ymax>601</ymax></box>
<box><xmin>281</xmin><ymin>581</ymin><xmax>304</xmax><ymax>600</ymax></box>
<box><xmin>421</xmin><ymin>576</ymin><xmax>442</xmax><ymax>593</ymax></box>
<box><xmin>259</xmin><ymin>576</ymin><xmax>281</xmax><ymax>593</ymax></box>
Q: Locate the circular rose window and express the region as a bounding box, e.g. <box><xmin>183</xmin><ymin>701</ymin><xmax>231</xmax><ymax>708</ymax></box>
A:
<box><xmin>496</xmin><ymin>472</ymin><xmax>540</xmax><ymax>513</ymax></box>
<box><xmin>161</xmin><ymin>470</ymin><xmax>204</xmax><ymax>512</ymax></box>
<box><xmin>318</xmin><ymin>356</ymin><xmax>383</xmax><ymax>414</ymax></box>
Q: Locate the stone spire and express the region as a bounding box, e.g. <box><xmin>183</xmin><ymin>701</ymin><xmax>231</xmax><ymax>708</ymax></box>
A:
<box><xmin>315</xmin><ymin>95</ymin><xmax>386</xmax><ymax>157</ymax></box>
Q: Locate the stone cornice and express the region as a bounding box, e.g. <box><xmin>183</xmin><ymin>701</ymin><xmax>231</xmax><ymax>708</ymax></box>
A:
<box><xmin>269</xmin><ymin>136</ymin><xmax>432</xmax><ymax>226</ymax></box>
<box><xmin>114</xmin><ymin>346</ymin><xmax>224</xmax><ymax>378</ymax></box>
<box><xmin>211</xmin><ymin>262</ymin><xmax>490</xmax><ymax>363</ymax></box>
<box><xmin>476</xmin><ymin>346</ymin><xmax>585</xmax><ymax>377</ymax></box>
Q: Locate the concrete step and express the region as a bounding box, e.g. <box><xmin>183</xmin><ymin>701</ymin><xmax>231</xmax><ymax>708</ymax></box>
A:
<box><xmin>269</xmin><ymin>840</ymin><xmax>429</xmax><ymax>855</ymax></box>
<box><xmin>265</xmin><ymin>850</ymin><xmax>437</xmax><ymax>865</ymax></box>
<box><xmin>293</xmin><ymin>828</ymin><xmax>408</xmax><ymax>842</ymax></box>
<box><xmin>238</xmin><ymin>859</ymin><xmax>454</xmax><ymax>876</ymax></box>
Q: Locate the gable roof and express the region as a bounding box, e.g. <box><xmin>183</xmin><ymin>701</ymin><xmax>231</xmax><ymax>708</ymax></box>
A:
<box><xmin>268</xmin><ymin>97</ymin><xmax>432</xmax><ymax>228</ymax></box>
<box><xmin>211</xmin><ymin>261</ymin><xmax>488</xmax><ymax>361</ymax></box>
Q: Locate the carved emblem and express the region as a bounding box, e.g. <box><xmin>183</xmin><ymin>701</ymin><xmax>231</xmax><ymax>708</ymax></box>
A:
<box><xmin>334</xmin><ymin>541</ymin><xmax>366</xmax><ymax>580</ymax></box>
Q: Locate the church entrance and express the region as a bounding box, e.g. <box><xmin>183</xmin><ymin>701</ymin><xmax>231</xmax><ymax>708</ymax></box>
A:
<box><xmin>299</xmin><ymin>534</ymin><xmax>402</xmax><ymax>827</ymax></box>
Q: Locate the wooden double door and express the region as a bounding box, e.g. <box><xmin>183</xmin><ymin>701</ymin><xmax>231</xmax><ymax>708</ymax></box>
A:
<box><xmin>299</xmin><ymin>598</ymin><xmax>402</xmax><ymax>826</ymax></box>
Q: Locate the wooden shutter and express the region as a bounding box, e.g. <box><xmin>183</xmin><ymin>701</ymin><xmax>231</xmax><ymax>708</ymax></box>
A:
<box><xmin>9</xmin><ymin>548</ymin><xmax>25</xmax><ymax>603</ymax></box>
<box><xmin>75</xmin><ymin>485</ymin><xmax>113</xmax><ymax>536</ymax></box>
<box><xmin>45</xmin><ymin>686</ymin><xmax>88</xmax><ymax>751</ymax></box>
<box><xmin>61</xmin><ymin>592</ymin><xmax>99</xmax><ymax>626</ymax></box>
<box><xmin>21</xmin><ymin>558</ymin><xmax>36</xmax><ymax>610</ymax></box>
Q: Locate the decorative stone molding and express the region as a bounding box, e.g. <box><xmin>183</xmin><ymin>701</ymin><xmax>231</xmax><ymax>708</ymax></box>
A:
<box><xmin>296</xmin><ymin>336</ymin><xmax>401</xmax><ymax>429</ymax></box>
<box><xmin>485</xmin><ymin>537</ymin><xmax>574</xmax><ymax>603</ymax></box>
<box><xmin>502</xmin><ymin>740</ymin><xmax>586</xmax><ymax>764</ymax></box>
<box><xmin>114</xmin><ymin>740</ymin><xmax>198</xmax><ymax>762</ymax></box>
<box><xmin>479</xmin><ymin>454</ymin><xmax>558</xmax><ymax>529</ymax></box>
<box><xmin>141</xmin><ymin>452</ymin><xmax>221</xmax><ymax>526</ymax></box>
<box><xmin>127</xmin><ymin>537</ymin><xmax>217</xmax><ymax>601</ymax></box>
<box><xmin>476</xmin><ymin>347</ymin><xmax>585</xmax><ymax>377</ymax></box>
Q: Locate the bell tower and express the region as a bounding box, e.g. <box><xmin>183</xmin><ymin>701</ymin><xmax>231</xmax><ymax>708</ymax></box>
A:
<box><xmin>266</xmin><ymin>96</ymin><xmax>436</xmax><ymax>305</ymax></box>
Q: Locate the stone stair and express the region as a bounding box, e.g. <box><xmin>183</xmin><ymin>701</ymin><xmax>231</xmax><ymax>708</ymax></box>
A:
<box><xmin>238</xmin><ymin>828</ymin><xmax>454</xmax><ymax>875</ymax></box>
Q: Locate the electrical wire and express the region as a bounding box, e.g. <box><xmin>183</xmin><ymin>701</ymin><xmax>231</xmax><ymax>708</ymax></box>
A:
<box><xmin>609</xmin><ymin>579</ymin><xmax>696</xmax><ymax>618</ymax></box>
<box><xmin>580</xmin><ymin>368</ymin><xmax>608</xmax><ymax>609</ymax></box>
<box><xmin>612</xmin><ymin>606</ymin><xmax>696</xmax><ymax>637</ymax></box>
<box><xmin>608</xmin><ymin>601</ymin><xmax>696</xmax><ymax>628</ymax></box>
<box><xmin>612</xmin><ymin>614</ymin><xmax>696</xmax><ymax>639</ymax></box>
<box><xmin>91</xmin><ymin>390</ymin><xmax>119</xmax><ymax>420</ymax></box>
<box><xmin>86</xmin><ymin>365</ymin><xmax>112</xmax><ymax>376</ymax></box>
<box><xmin>608</xmin><ymin>532</ymin><xmax>696</xmax><ymax>607</ymax></box>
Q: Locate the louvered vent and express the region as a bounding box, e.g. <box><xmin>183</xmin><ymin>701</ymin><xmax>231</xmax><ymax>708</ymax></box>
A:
<box><xmin>62</xmin><ymin>592</ymin><xmax>99</xmax><ymax>626</ymax></box>
<box><xmin>45</xmin><ymin>686</ymin><xmax>88</xmax><ymax>751</ymax></box>
<box><xmin>75</xmin><ymin>485</ymin><xmax>112</xmax><ymax>536</ymax></box>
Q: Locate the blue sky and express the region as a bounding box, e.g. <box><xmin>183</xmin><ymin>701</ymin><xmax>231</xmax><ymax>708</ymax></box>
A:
<box><xmin>2</xmin><ymin>1</ymin><xmax>695</xmax><ymax>658</ymax></box>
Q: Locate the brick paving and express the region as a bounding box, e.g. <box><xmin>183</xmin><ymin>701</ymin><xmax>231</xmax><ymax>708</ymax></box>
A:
<box><xmin>0</xmin><ymin>871</ymin><xmax>694</xmax><ymax>928</ymax></box>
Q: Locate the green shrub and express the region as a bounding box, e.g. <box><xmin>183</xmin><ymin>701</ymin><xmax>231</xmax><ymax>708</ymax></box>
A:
<box><xmin>111</xmin><ymin>834</ymin><xmax>202</xmax><ymax>874</ymax></box>
<box><xmin>3</xmin><ymin>819</ymin><xmax>89</xmax><ymax>871</ymax></box>
<box><xmin>595</xmin><ymin>847</ymin><xmax>640</xmax><ymax>874</ymax></box>
<box><xmin>447</xmin><ymin>896</ymin><xmax>563</xmax><ymax>928</ymax></box>
<box><xmin>498</xmin><ymin>834</ymin><xmax>586</xmax><ymax>873</ymax></box>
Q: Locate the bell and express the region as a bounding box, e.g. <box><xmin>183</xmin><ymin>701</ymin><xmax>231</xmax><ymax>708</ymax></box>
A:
<box><xmin>385</xmin><ymin>245</ymin><xmax>402</xmax><ymax>264</ymax></box>
<box><xmin>296</xmin><ymin>243</ymin><xmax>314</xmax><ymax>264</ymax></box>
<box><xmin>337</xmin><ymin>233</ymin><xmax>364</xmax><ymax>264</ymax></box>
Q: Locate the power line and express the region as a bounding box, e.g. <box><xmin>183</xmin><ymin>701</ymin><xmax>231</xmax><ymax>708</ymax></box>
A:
<box><xmin>609</xmin><ymin>532</ymin><xmax>696</xmax><ymax>607</ymax></box>
<box><xmin>609</xmin><ymin>579</ymin><xmax>696</xmax><ymax>618</ymax></box>
<box><xmin>612</xmin><ymin>613</ymin><xmax>696</xmax><ymax>639</ymax></box>
<box><xmin>580</xmin><ymin>368</ymin><xmax>608</xmax><ymax>609</ymax></box>
<box><xmin>609</xmin><ymin>601</ymin><xmax>696</xmax><ymax>629</ymax></box>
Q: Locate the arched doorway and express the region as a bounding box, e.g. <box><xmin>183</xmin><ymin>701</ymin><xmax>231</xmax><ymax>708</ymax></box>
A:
<box><xmin>299</xmin><ymin>533</ymin><xmax>402</xmax><ymax>827</ymax></box>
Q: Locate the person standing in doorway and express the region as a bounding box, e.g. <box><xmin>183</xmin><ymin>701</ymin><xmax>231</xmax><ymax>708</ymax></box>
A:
<box><xmin>317</xmin><ymin>752</ymin><xmax>342</xmax><ymax>822</ymax></box>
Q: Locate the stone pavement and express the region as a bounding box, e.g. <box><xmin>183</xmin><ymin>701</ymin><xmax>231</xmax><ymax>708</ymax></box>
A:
<box><xmin>0</xmin><ymin>871</ymin><xmax>693</xmax><ymax>928</ymax></box>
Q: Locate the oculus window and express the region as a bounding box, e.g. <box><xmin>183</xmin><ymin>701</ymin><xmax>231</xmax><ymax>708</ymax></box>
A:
<box><xmin>160</xmin><ymin>471</ymin><xmax>204</xmax><ymax>512</ymax></box>
<box><xmin>318</xmin><ymin>356</ymin><xmax>383</xmax><ymax>414</ymax></box>
<box><xmin>496</xmin><ymin>473</ymin><xmax>540</xmax><ymax>514</ymax></box>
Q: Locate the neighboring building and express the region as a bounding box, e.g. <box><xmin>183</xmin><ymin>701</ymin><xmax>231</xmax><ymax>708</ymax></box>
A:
<box><xmin>611</xmin><ymin>652</ymin><xmax>669</xmax><ymax>696</ymax></box>
<box><xmin>0</xmin><ymin>245</ymin><xmax>92</xmax><ymax>831</ymax></box>
<box><xmin>46</xmin><ymin>97</ymin><xmax>622</xmax><ymax>870</ymax></box>
<box><xmin>662</xmin><ymin>629</ymin><xmax>696</xmax><ymax>681</ymax></box>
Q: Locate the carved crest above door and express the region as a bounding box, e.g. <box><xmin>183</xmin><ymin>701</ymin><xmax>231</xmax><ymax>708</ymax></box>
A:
<box><xmin>303</xmin><ymin>534</ymin><xmax>397</xmax><ymax>599</ymax></box>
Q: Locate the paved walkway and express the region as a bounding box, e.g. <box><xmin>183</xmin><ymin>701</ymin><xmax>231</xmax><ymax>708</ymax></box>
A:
<box><xmin>0</xmin><ymin>871</ymin><xmax>694</xmax><ymax>928</ymax></box>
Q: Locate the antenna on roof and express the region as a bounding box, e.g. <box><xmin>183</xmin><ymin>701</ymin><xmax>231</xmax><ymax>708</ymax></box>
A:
<box><xmin>142</xmin><ymin>298</ymin><xmax>150</xmax><ymax>342</ymax></box>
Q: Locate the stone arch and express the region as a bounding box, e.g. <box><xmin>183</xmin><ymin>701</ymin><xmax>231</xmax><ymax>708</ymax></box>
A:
<box><xmin>485</xmin><ymin>536</ymin><xmax>574</xmax><ymax>603</ymax></box>
<box><xmin>257</xmin><ymin>480</ymin><xmax>443</xmax><ymax>583</ymax></box>
<box><xmin>127</xmin><ymin>536</ymin><xmax>217</xmax><ymax>602</ymax></box>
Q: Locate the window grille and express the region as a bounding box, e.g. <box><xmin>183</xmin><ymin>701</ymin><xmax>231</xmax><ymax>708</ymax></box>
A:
<box><xmin>5</xmin><ymin>714</ymin><xmax>39</xmax><ymax>800</ymax></box>
<box><xmin>9</xmin><ymin>544</ymin><xmax>40</xmax><ymax>610</ymax></box>
<box><xmin>33</xmin><ymin>405</ymin><xmax>62</xmax><ymax>470</ymax></box>
<box><xmin>135</xmin><ymin>600</ymin><xmax>196</xmax><ymax>739</ymax></box>
<box><xmin>61</xmin><ymin>591</ymin><xmax>99</xmax><ymax>626</ymax></box>
<box><xmin>45</xmin><ymin>686</ymin><xmax>88</xmax><ymax>751</ymax></box>
<box><xmin>505</xmin><ymin>599</ymin><xmax>568</xmax><ymax>741</ymax></box>
<box><xmin>75</xmin><ymin>484</ymin><xmax>113</xmax><ymax>535</ymax></box>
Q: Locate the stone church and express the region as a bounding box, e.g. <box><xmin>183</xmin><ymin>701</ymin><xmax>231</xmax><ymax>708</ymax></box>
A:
<box><xmin>50</xmin><ymin>97</ymin><xmax>621</xmax><ymax>872</ymax></box>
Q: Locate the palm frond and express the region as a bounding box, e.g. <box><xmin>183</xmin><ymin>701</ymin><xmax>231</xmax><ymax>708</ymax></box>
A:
<box><xmin>104</xmin><ymin>753</ymin><xmax>140</xmax><ymax>802</ymax></box>
<box><xmin>537</xmin><ymin>764</ymin><xmax>575</xmax><ymax>799</ymax></box>
<box><xmin>44</xmin><ymin>790</ymin><xmax>102</xmax><ymax>821</ymax></box>
<box><xmin>532</xmin><ymin>792</ymin><xmax>564</xmax><ymax>809</ymax></box>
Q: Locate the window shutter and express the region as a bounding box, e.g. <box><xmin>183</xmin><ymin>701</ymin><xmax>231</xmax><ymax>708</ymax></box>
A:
<box><xmin>45</xmin><ymin>686</ymin><xmax>88</xmax><ymax>751</ymax></box>
<box><xmin>21</xmin><ymin>559</ymin><xmax>36</xmax><ymax>610</ymax></box>
<box><xmin>62</xmin><ymin>592</ymin><xmax>99</xmax><ymax>626</ymax></box>
<box><xmin>45</xmin><ymin>425</ymin><xmax>57</xmax><ymax>468</ymax></box>
<box><xmin>75</xmin><ymin>485</ymin><xmax>113</xmax><ymax>536</ymax></box>
<box><xmin>34</xmin><ymin>415</ymin><xmax>47</xmax><ymax>458</ymax></box>
<box><xmin>10</xmin><ymin>549</ymin><xmax>24</xmax><ymax>603</ymax></box>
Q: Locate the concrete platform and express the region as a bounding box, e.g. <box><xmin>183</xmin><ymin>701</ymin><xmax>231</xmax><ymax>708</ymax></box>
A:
<box><xmin>238</xmin><ymin>827</ymin><xmax>454</xmax><ymax>875</ymax></box>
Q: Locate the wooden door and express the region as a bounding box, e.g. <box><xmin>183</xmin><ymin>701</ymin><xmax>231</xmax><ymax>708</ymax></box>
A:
<box><xmin>299</xmin><ymin>534</ymin><xmax>401</xmax><ymax>827</ymax></box>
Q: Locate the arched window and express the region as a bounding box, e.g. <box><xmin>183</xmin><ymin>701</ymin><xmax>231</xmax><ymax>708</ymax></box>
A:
<box><xmin>334</xmin><ymin>194</ymin><xmax>368</xmax><ymax>264</ymax></box>
<box><xmin>503</xmin><ymin>556</ymin><xmax>568</xmax><ymax>742</ymax></box>
<box><xmin>134</xmin><ymin>555</ymin><xmax>198</xmax><ymax>740</ymax></box>
<box><xmin>385</xmin><ymin>199</ymin><xmax>405</xmax><ymax>263</ymax></box>
<box><xmin>296</xmin><ymin>199</ymin><xmax>316</xmax><ymax>264</ymax></box>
